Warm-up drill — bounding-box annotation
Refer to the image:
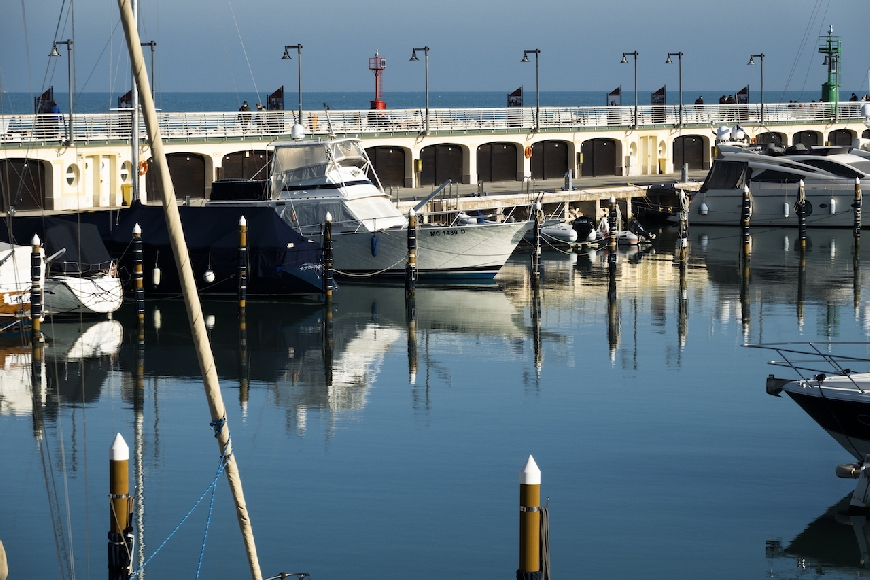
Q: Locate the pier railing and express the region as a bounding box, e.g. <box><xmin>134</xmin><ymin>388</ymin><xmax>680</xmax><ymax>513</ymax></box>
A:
<box><xmin>1</xmin><ymin>102</ymin><xmax>867</xmax><ymax>145</ymax></box>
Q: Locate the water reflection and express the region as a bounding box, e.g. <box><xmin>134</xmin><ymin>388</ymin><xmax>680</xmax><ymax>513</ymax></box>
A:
<box><xmin>768</xmin><ymin>495</ymin><xmax>870</xmax><ymax>575</ymax></box>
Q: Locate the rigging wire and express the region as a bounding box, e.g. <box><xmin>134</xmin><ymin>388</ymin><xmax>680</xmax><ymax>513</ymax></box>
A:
<box><xmin>209</xmin><ymin>0</ymin><xmax>241</xmax><ymax>108</ymax></box>
<box><xmin>779</xmin><ymin>0</ymin><xmax>825</xmax><ymax>101</ymax></box>
<box><xmin>228</xmin><ymin>1</ymin><xmax>260</xmax><ymax>105</ymax></box>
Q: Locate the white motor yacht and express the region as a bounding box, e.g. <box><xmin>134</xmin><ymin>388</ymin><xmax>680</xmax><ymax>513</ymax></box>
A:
<box><xmin>691</xmin><ymin>144</ymin><xmax>867</xmax><ymax>227</ymax></box>
<box><xmin>209</xmin><ymin>138</ymin><xmax>531</xmax><ymax>278</ymax></box>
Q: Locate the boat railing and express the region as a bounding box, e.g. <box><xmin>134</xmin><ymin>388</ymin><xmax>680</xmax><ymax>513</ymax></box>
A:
<box><xmin>2</xmin><ymin>102</ymin><xmax>868</xmax><ymax>145</ymax></box>
<box><xmin>745</xmin><ymin>341</ymin><xmax>870</xmax><ymax>392</ymax></box>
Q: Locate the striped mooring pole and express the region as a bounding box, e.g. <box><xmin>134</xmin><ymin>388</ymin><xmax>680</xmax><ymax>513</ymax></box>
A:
<box><xmin>532</xmin><ymin>201</ymin><xmax>542</xmax><ymax>281</ymax></box>
<box><xmin>406</xmin><ymin>209</ymin><xmax>417</xmax><ymax>295</ymax></box>
<box><xmin>741</xmin><ymin>185</ymin><xmax>751</xmax><ymax>253</ymax></box>
<box><xmin>30</xmin><ymin>234</ymin><xmax>42</xmax><ymax>343</ymax></box>
<box><xmin>797</xmin><ymin>179</ymin><xmax>807</xmax><ymax>249</ymax></box>
<box><xmin>108</xmin><ymin>434</ymin><xmax>133</xmax><ymax>580</ymax></box>
<box><xmin>608</xmin><ymin>195</ymin><xmax>617</xmax><ymax>253</ymax></box>
<box><xmin>518</xmin><ymin>455</ymin><xmax>542</xmax><ymax>580</ymax></box>
<box><xmin>324</xmin><ymin>212</ymin><xmax>335</xmax><ymax>299</ymax></box>
<box><xmin>133</xmin><ymin>224</ymin><xmax>144</xmax><ymax>323</ymax></box>
<box><xmin>854</xmin><ymin>177</ymin><xmax>862</xmax><ymax>241</ymax></box>
<box><xmin>238</xmin><ymin>215</ymin><xmax>248</xmax><ymax>311</ymax></box>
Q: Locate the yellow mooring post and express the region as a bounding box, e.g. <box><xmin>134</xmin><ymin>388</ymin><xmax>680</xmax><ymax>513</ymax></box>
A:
<box><xmin>238</xmin><ymin>215</ymin><xmax>248</xmax><ymax>312</ymax></box>
<box><xmin>518</xmin><ymin>455</ymin><xmax>542</xmax><ymax>580</ymax></box>
<box><xmin>109</xmin><ymin>434</ymin><xmax>132</xmax><ymax>580</ymax></box>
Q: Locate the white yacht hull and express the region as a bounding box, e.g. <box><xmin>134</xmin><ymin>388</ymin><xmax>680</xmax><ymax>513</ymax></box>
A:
<box><xmin>329</xmin><ymin>221</ymin><xmax>531</xmax><ymax>277</ymax></box>
<box><xmin>44</xmin><ymin>274</ymin><xmax>124</xmax><ymax>315</ymax></box>
<box><xmin>690</xmin><ymin>184</ymin><xmax>859</xmax><ymax>227</ymax></box>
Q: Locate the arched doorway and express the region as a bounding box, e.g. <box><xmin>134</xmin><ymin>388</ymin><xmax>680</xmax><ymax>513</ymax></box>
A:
<box><xmin>531</xmin><ymin>140</ymin><xmax>569</xmax><ymax>179</ymax></box>
<box><xmin>365</xmin><ymin>147</ymin><xmax>405</xmax><ymax>187</ymax></box>
<box><xmin>0</xmin><ymin>158</ymin><xmax>48</xmax><ymax>211</ymax></box>
<box><xmin>146</xmin><ymin>153</ymin><xmax>206</xmax><ymax>201</ymax></box>
<box><xmin>222</xmin><ymin>150</ymin><xmax>271</xmax><ymax>180</ymax></box>
<box><xmin>420</xmin><ymin>144</ymin><xmax>462</xmax><ymax>186</ymax></box>
<box><xmin>756</xmin><ymin>132</ymin><xmax>785</xmax><ymax>146</ymax></box>
<box><xmin>673</xmin><ymin>135</ymin><xmax>705</xmax><ymax>170</ymax></box>
<box><xmin>828</xmin><ymin>129</ymin><xmax>854</xmax><ymax>146</ymax></box>
<box><xmin>580</xmin><ymin>139</ymin><xmax>617</xmax><ymax>177</ymax></box>
<box><xmin>793</xmin><ymin>131</ymin><xmax>820</xmax><ymax>147</ymax></box>
<box><xmin>477</xmin><ymin>143</ymin><xmax>518</xmax><ymax>182</ymax></box>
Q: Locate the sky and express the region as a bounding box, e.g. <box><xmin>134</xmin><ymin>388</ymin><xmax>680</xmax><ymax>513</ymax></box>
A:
<box><xmin>1</xmin><ymin>0</ymin><xmax>869</xmax><ymax>99</ymax></box>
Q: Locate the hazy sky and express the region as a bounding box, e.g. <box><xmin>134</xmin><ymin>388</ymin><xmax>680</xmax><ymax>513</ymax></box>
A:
<box><xmin>2</xmin><ymin>0</ymin><xmax>869</xmax><ymax>100</ymax></box>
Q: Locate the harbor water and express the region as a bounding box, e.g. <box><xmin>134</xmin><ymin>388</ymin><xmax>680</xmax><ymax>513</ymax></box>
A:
<box><xmin>1</xmin><ymin>226</ymin><xmax>869</xmax><ymax>579</ymax></box>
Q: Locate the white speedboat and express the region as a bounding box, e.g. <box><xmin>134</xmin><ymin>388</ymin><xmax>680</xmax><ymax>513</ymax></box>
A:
<box><xmin>208</xmin><ymin>138</ymin><xmax>531</xmax><ymax>278</ymax></box>
<box><xmin>40</xmin><ymin>220</ymin><xmax>123</xmax><ymax>315</ymax></box>
<box><xmin>691</xmin><ymin>144</ymin><xmax>867</xmax><ymax>227</ymax></box>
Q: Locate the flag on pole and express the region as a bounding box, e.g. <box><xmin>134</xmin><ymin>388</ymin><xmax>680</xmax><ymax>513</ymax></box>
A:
<box><xmin>607</xmin><ymin>86</ymin><xmax>621</xmax><ymax>106</ymax></box>
<box><xmin>34</xmin><ymin>87</ymin><xmax>53</xmax><ymax>114</ymax></box>
<box><xmin>651</xmin><ymin>86</ymin><xmax>666</xmax><ymax>105</ymax></box>
<box><xmin>736</xmin><ymin>85</ymin><xmax>749</xmax><ymax>104</ymax></box>
<box><xmin>507</xmin><ymin>86</ymin><xmax>523</xmax><ymax>107</ymax></box>
<box><xmin>267</xmin><ymin>86</ymin><xmax>284</xmax><ymax>111</ymax></box>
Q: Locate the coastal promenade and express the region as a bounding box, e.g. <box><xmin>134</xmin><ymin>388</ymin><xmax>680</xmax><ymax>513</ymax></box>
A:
<box><xmin>0</xmin><ymin>101</ymin><xmax>866</xmax><ymax>214</ymax></box>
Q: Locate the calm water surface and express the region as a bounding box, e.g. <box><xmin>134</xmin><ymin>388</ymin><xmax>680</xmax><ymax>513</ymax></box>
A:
<box><xmin>1</xmin><ymin>226</ymin><xmax>868</xmax><ymax>579</ymax></box>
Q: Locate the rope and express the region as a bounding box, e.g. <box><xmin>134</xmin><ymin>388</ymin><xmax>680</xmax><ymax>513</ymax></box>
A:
<box><xmin>129</xmin><ymin>442</ymin><xmax>230</xmax><ymax>578</ymax></box>
<box><xmin>334</xmin><ymin>256</ymin><xmax>406</xmax><ymax>278</ymax></box>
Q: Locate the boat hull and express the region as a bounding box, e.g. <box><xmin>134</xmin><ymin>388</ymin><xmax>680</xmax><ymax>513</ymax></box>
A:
<box><xmin>44</xmin><ymin>274</ymin><xmax>124</xmax><ymax>315</ymax></box>
<box><xmin>690</xmin><ymin>185</ymin><xmax>859</xmax><ymax>227</ymax></box>
<box><xmin>329</xmin><ymin>221</ymin><xmax>531</xmax><ymax>278</ymax></box>
<box><xmin>784</xmin><ymin>378</ymin><xmax>870</xmax><ymax>461</ymax></box>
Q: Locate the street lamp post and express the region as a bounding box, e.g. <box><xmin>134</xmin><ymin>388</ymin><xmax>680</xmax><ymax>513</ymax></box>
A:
<box><xmin>621</xmin><ymin>51</ymin><xmax>638</xmax><ymax>127</ymax></box>
<box><xmin>49</xmin><ymin>39</ymin><xmax>74</xmax><ymax>144</ymax></box>
<box><xmin>748</xmin><ymin>53</ymin><xmax>765</xmax><ymax>126</ymax></box>
<box><xmin>282</xmin><ymin>44</ymin><xmax>303</xmax><ymax>125</ymax></box>
<box><xmin>141</xmin><ymin>40</ymin><xmax>156</xmax><ymax>97</ymax></box>
<box><xmin>666</xmin><ymin>52</ymin><xmax>683</xmax><ymax>127</ymax></box>
<box><xmin>410</xmin><ymin>47</ymin><xmax>430</xmax><ymax>134</ymax></box>
<box><xmin>522</xmin><ymin>49</ymin><xmax>541</xmax><ymax>131</ymax></box>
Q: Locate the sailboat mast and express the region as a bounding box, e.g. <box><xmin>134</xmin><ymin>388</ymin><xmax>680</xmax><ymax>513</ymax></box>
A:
<box><xmin>131</xmin><ymin>0</ymin><xmax>140</xmax><ymax>202</ymax></box>
<box><xmin>115</xmin><ymin>2</ymin><xmax>263</xmax><ymax>578</ymax></box>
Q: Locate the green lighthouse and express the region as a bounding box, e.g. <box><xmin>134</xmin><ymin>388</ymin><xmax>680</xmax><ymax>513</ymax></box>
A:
<box><xmin>819</xmin><ymin>25</ymin><xmax>841</xmax><ymax>103</ymax></box>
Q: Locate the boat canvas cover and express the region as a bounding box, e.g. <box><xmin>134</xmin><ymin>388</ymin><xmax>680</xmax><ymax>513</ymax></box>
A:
<box><xmin>107</xmin><ymin>202</ymin><xmax>321</xmax><ymax>289</ymax></box>
<box><xmin>0</xmin><ymin>216</ymin><xmax>112</xmax><ymax>274</ymax></box>
<box><xmin>0</xmin><ymin>243</ymin><xmax>31</xmax><ymax>293</ymax></box>
<box><xmin>700</xmin><ymin>160</ymin><xmax>749</xmax><ymax>192</ymax></box>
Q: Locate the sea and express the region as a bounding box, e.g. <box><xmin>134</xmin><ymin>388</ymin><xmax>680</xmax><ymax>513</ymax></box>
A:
<box><xmin>0</xmin><ymin>89</ymin><xmax>857</xmax><ymax>115</ymax></box>
<box><xmin>0</xmin><ymin>224</ymin><xmax>868</xmax><ymax>579</ymax></box>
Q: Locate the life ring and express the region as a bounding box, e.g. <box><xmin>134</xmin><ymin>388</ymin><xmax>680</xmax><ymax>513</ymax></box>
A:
<box><xmin>524</xmin><ymin>146</ymin><xmax>533</xmax><ymax>159</ymax></box>
<box><xmin>138</xmin><ymin>160</ymin><xmax>149</xmax><ymax>176</ymax></box>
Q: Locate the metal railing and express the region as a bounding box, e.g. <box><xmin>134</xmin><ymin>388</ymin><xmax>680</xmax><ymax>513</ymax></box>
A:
<box><xmin>1</xmin><ymin>102</ymin><xmax>866</xmax><ymax>145</ymax></box>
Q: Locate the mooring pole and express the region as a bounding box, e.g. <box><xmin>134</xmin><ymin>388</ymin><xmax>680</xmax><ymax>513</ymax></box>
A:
<box><xmin>30</xmin><ymin>235</ymin><xmax>42</xmax><ymax>342</ymax></box>
<box><xmin>518</xmin><ymin>455</ymin><xmax>542</xmax><ymax>580</ymax></box>
<box><xmin>532</xmin><ymin>201</ymin><xmax>542</xmax><ymax>281</ymax></box>
<box><xmin>108</xmin><ymin>434</ymin><xmax>132</xmax><ymax>580</ymax></box>
<box><xmin>797</xmin><ymin>179</ymin><xmax>807</xmax><ymax>249</ymax></box>
<box><xmin>608</xmin><ymin>195</ymin><xmax>617</xmax><ymax>253</ymax></box>
<box><xmin>854</xmin><ymin>177</ymin><xmax>862</xmax><ymax>242</ymax></box>
<box><xmin>133</xmin><ymin>224</ymin><xmax>144</xmax><ymax>323</ymax></box>
<box><xmin>31</xmin><ymin>333</ymin><xmax>44</xmax><ymax>439</ymax></box>
<box><xmin>324</xmin><ymin>212</ymin><xmax>335</xmax><ymax>300</ymax></box>
<box><xmin>741</xmin><ymin>185</ymin><xmax>751</xmax><ymax>253</ymax></box>
<box><xmin>406</xmin><ymin>209</ymin><xmax>417</xmax><ymax>295</ymax></box>
<box><xmin>238</xmin><ymin>216</ymin><xmax>248</xmax><ymax>312</ymax></box>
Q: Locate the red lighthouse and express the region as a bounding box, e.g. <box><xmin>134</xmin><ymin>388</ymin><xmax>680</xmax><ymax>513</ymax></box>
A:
<box><xmin>369</xmin><ymin>51</ymin><xmax>386</xmax><ymax>110</ymax></box>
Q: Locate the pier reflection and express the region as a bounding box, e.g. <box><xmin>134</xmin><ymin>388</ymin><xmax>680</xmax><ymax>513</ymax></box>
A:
<box><xmin>767</xmin><ymin>495</ymin><xmax>870</xmax><ymax>575</ymax></box>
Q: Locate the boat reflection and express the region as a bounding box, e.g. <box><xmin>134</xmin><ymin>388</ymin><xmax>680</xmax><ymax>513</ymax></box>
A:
<box><xmin>113</xmin><ymin>283</ymin><xmax>529</xmax><ymax>436</ymax></box>
<box><xmin>767</xmin><ymin>494</ymin><xmax>870</xmax><ymax>574</ymax></box>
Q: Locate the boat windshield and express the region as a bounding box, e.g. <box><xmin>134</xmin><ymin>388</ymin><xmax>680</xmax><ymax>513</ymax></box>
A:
<box><xmin>700</xmin><ymin>160</ymin><xmax>748</xmax><ymax>192</ymax></box>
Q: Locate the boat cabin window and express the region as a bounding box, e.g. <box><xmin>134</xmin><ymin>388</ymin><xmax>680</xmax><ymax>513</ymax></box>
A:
<box><xmin>750</xmin><ymin>170</ymin><xmax>804</xmax><ymax>183</ymax></box>
<box><xmin>797</xmin><ymin>159</ymin><xmax>864</xmax><ymax>179</ymax></box>
<box><xmin>700</xmin><ymin>161</ymin><xmax>748</xmax><ymax>192</ymax></box>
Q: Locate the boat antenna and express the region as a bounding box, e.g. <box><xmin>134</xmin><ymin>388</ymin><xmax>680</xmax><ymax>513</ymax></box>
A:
<box><xmin>322</xmin><ymin>102</ymin><xmax>336</xmax><ymax>137</ymax></box>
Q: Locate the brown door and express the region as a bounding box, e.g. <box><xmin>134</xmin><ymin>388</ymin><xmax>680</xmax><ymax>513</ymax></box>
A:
<box><xmin>0</xmin><ymin>158</ymin><xmax>47</xmax><ymax>211</ymax></box>
<box><xmin>146</xmin><ymin>153</ymin><xmax>206</xmax><ymax>201</ymax></box>
<box><xmin>421</xmin><ymin>144</ymin><xmax>462</xmax><ymax>186</ymax></box>
<box><xmin>581</xmin><ymin>139</ymin><xmax>617</xmax><ymax>177</ymax></box>
<box><xmin>365</xmin><ymin>147</ymin><xmax>405</xmax><ymax>187</ymax></box>
<box><xmin>673</xmin><ymin>136</ymin><xmax>704</xmax><ymax>170</ymax></box>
